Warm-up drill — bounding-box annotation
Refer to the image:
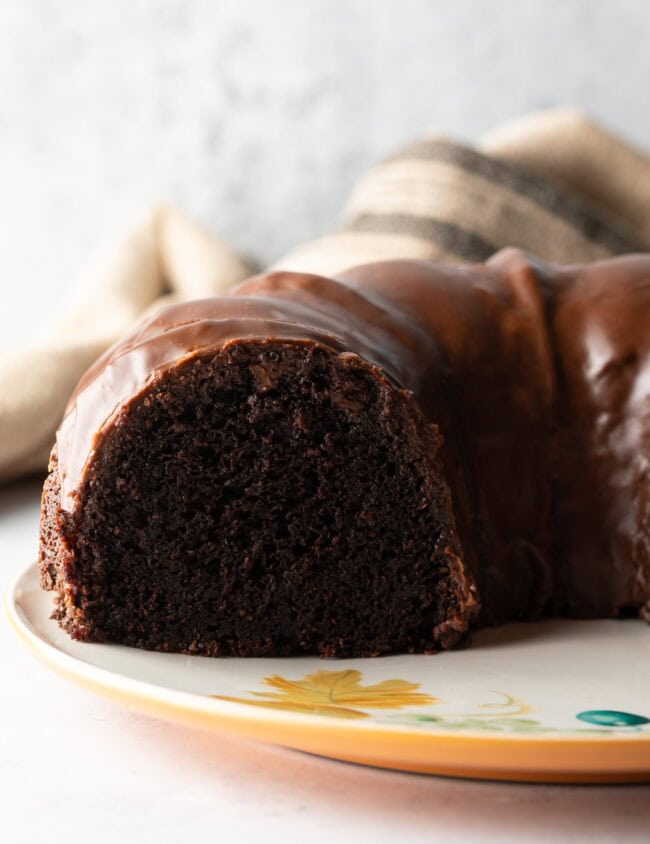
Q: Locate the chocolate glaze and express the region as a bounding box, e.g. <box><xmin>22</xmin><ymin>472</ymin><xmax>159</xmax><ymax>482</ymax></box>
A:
<box><xmin>54</xmin><ymin>248</ymin><xmax>650</xmax><ymax>625</ymax></box>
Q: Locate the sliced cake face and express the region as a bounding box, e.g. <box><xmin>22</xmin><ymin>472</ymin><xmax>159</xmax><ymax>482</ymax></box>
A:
<box><xmin>40</xmin><ymin>340</ymin><xmax>478</xmax><ymax>657</ymax></box>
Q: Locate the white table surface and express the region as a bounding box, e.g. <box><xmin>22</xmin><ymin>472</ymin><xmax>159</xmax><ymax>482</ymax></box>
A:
<box><xmin>4</xmin><ymin>2</ymin><xmax>650</xmax><ymax>840</ymax></box>
<box><xmin>2</xmin><ymin>479</ymin><xmax>650</xmax><ymax>843</ymax></box>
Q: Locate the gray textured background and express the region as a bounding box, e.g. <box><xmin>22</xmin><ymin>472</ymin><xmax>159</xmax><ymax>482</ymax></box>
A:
<box><xmin>3</xmin><ymin>0</ymin><xmax>650</xmax><ymax>342</ymax></box>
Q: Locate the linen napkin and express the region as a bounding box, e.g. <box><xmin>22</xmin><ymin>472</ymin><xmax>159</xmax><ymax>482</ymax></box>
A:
<box><xmin>3</xmin><ymin>107</ymin><xmax>650</xmax><ymax>484</ymax></box>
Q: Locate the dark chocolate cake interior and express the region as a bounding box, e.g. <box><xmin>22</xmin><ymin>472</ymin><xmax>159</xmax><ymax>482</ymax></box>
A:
<box><xmin>42</xmin><ymin>340</ymin><xmax>470</xmax><ymax>656</ymax></box>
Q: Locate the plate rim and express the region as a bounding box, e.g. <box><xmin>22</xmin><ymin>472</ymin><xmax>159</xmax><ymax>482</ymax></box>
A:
<box><xmin>7</xmin><ymin>560</ymin><xmax>650</xmax><ymax>783</ymax></box>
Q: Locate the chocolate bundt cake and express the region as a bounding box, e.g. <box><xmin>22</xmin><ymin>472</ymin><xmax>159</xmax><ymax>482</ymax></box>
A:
<box><xmin>39</xmin><ymin>248</ymin><xmax>650</xmax><ymax>657</ymax></box>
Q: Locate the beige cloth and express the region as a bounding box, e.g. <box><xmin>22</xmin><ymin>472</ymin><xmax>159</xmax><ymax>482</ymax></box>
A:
<box><xmin>3</xmin><ymin>108</ymin><xmax>650</xmax><ymax>483</ymax></box>
<box><xmin>0</xmin><ymin>207</ymin><xmax>255</xmax><ymax>481</ymax></box>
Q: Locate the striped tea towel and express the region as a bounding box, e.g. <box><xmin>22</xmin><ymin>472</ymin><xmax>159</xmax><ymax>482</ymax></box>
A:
<box><xmin>2</xmin><ymin>107</ymin><xmax>650</xmax><ymax>483</ymax></box>
<box><xmin>275</xmin><ymin>108</ymin><xmax>650</xmax><ymax>275</ymax></box>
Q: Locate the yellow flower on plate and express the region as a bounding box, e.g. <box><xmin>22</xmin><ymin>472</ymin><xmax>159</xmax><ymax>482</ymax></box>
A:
<box><xmin>215</xmin><ymin>669</ymin><xmax>438</xmax><ymax>719</ymax></box>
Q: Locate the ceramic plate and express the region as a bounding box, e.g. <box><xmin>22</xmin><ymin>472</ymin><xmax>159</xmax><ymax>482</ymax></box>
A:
<box><xmin>7</xmin><ymin>561</ymin><xmax>650</xmax><ymax>783</ymax></box>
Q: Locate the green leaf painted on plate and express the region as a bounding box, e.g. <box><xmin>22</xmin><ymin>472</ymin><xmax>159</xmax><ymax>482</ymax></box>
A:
<box><xmin>576</xmin><ymin>709</ymin><xmax>650</xmax><ymax>727</ymax></box>
<box><xmin>380</xmin><ymin>714</ymin><xmax>552</xmax><ymax>732</ymax></box>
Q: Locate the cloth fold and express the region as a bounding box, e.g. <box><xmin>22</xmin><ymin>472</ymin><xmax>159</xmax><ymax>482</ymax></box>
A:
<box><xmin>3</xmin><ymin>108</ymin><xmax>650</xmax><ymax>483</ymax></box>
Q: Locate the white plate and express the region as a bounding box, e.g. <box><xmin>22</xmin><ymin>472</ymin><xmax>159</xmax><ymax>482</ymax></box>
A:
<box><xmin>7</xmin><ymin>561</ymin><xmax>650</xmax><ymax>782</ymax></box>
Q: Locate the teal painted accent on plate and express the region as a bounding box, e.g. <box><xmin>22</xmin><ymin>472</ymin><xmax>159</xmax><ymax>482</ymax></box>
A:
<box><xmin>576</xmin><ymin>709</ymin><xmax>650</xmax><ymax>727</ymax></box>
